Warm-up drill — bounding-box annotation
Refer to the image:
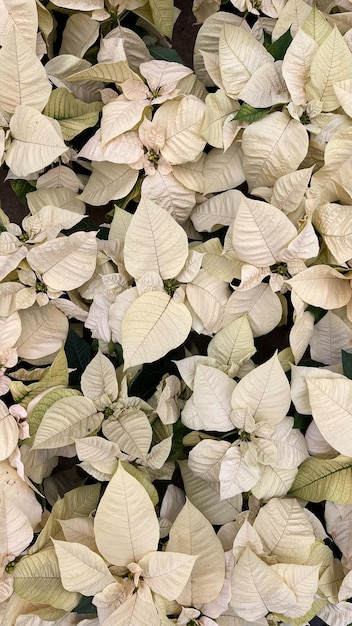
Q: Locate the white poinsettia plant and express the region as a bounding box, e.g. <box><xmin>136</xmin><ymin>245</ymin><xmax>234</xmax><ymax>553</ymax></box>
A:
<box><xmin>3</xmin><ymin>0</ymin><xmax>352</xmax><ymax>625</ymax></box>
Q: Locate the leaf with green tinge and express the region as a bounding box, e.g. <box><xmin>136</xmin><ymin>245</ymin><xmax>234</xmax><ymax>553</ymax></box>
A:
<box><xmin>268</xmin><ymin>29</ymin><xmax>293</xmax><ymax>60</ymax></box>
<box><xmin>29</xmin><ymin>388</ymin><xmax>82</xmax><ymax>439</ymax></box>
<box><xmin>234</xmin><ymin>103</ymin><xmax>272</xmax><ymax>123</ymax></box>
<box><xmin>289</xmin><ymin>455</ymin><xmax>352</xmax><ymax>503</ymax></box>
<box><xmin>43</xmin><ymin>87</ymin><xmax>102</xmax><ymax>141</ymax></box>
<box><xmin>12</xmin><ymin>547</ymin><xmax>81</xmax><ymax>611</ymax></box>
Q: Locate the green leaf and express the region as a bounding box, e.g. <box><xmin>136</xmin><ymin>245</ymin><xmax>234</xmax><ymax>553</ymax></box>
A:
<box><xmin>149</xmin><ymin>46</ymin><xmax>184</xmax><ymax>64</ymax></box>
<box><xmin>293</xmin><ymin>412</ymin><xmax>312</xmax><ymax>432</ymax></box>
<box><xmin>64</xmin><ymin>329</ymin><xmax>90</xmax><ymax>378</ymax></box>
<box><xmin>72</xmin><ymin>595</ymin><xmax>96</xmax><ymax>614</ymax></box>
<box><xmin>342</xmin><ymin>349</ymin><xmax>352</xmax><ymax>380</ymax></box>
<box><xmin>268</xmin><ymin>28</ymin><xmax>293</xmax><ymax>60</ymax></box>
<box><xmin>10</xmin><ymin>179</ymin><xmax>35</xmax><ymax>205</ymax></box>
<box><xmin>288</xmin><ymin>455</ymin><xmax>352</xmax><ymax>503</ymax></box>
<box><xmin>305</xmin><ymin>304</ymin><xmax>328</xmax><ymax>324</ymax></box>
<box><xmin>233</xmin><ymin>102</ymin><xmax>272</xmax><ymax>123</ymax></box>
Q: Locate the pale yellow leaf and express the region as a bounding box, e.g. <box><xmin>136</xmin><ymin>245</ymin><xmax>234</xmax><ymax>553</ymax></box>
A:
<box><xmin>121</xmin><ymin>291</ymin><xmax>192</xmax><ymax>369</ymax></box>
<box><xmin>94</xmin><ymin>462</ymin><xmax>159</xmax><ymax>566</ymax></box>
<box><xmin>239</xmin><ymin>61</ymin><xmax>290</xmax><ymax>108</ymax></box>
<box><xmin>201</xmin><ymin>142</ymin><xmax>246</xmax><ymax>194</ymax></box>
<box><xmin>186</xmin><ymin>269</ymin><xmax>230</xmax><ymax>333</ymax></box>
<box><xmin>81</xmin><ymin>350</ymin><xmax>118</xmax><ymax>405</ymax></box>
<box><xmin>101</xmin><ymin>99</ymin><xmax>148</xmax><ymax>145</ymax></box>
<box><xmin>282</xmin><ymin>29</ymin><xmax>319</xmax><ymax>105</ymax></box>
<box><xmin>139</xmin><ymin>551</ymin><xmax>197</xmax><ymax>600</ymax></box>
<box><xmin>166</xmin><ymin>498</ymin><xmax>225</xmax><ymax>605</ymax></box>
<box><xmin>124</xmin><ymin>195</ymin><xmax>188</xmax><ymax>280</ymax></box>
<box><xmin>53</xmin><ymin>539</ymin><xmax>115</xmax><ymax>595</ymax></box>
<box><xmin>33</xmin><ymin>396</ymin><xmax>103</xmax><ymax>449</ymax></box>
<box><xmin>12</xmin><ymin>548</ymin><xmax>80</xmax><ymax>610</ymax></box>
<box><xmin>79</xmin><ymin>161</ymin><xmax>138</xmax><ymax>206</ymax></box>
<box><xmin>272</xmin><ymin>0</ymin><xmax>311</xmax><ymax>42</ymax></box>
<box><xmin>155</xmin><ymin>96</ymin><xmax>206</xmax><ymax>165</ymax></box>
<box><xmin>6</xmin><ymin>106</ymin><xmax>67</xmax><ymax>177</ymax></box>
<box><xmin>218</xmin><ymin>23</ymin><xmax>273</xmax><ymax>98</ymax></box>
<box><xmin>16</xmin><ymin>303</ymin><xmax>68</xmax><ymax>362</ymax></box>
<box><xmin>59</xmin><ymin>14</ymin><xmax>99</xmax><ymax>58</ymax></box>
<box><xmin>208</xmin><ymin>316</ymin><xmax>255</xmax><ymax>373</ymax></box>
<box><xmin>242</xmin><ymin>111</ymin><xmax>309</xmax><ymax>192</ymax></box>
<box><xmin>0</xmin><ymin>27</ymin><xmax>51</xmax><ymax>115</ymax></box>
<box><xmin>223</xmin><ymin>284</ymin><xmax>282</xmax><ymax>338</ymax></box>
<box><xmin>287</xmin><ymin>265</ymin><xmax>351</xmax><ymax>309</ymax></box>
<box><xmin>102</xmin><ymin>409</ymin><xmax>152</xmax><ymax>460</ymax></box>
<box><xmin>307</xmin><ymin>26</ymin><xmax>352</xmax><ymax>112</ymax></box>
<box><xmin>0</xmin><ymin>492</ymin><xmax>33</xmax><ymax>563</ymax></box>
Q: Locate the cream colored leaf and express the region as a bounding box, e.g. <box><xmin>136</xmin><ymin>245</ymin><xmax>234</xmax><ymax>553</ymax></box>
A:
<box><xmin>191</xmin><ymin>189</ymin><xmax>243</xmax><ymax>232</ymax></box>
<box><xmin>26</xmin><ymin>187</ymin><xmax>85</xmax><ymax>215</ymax></box>
<box><xmin>239</xmin><ymin>61</ymin><xmax>290</xmax><ymax>108</ymax></box>
<box><xmin>0</xmin><ymin>460</ymin><xmax>42</xmax><ymax>530</ymax></box>
<box><xmin>188</xmin><ymin>440</ymin><xmax>231</xmax><ymax>485</ymax></box>
<box><xmin>53</xmin><ymin>539</ymin><xmax>115</xmax><ymax>596</ymax></box>
<box><xmin>307</xmin><ymin>26</ymin><xmax>352</xmax><ymax>112</ymax></box>
<box><xmin>252</xmin><ymin>464</ymin><xmax>298</xmax><ymax>501</ymax></box>
<box><xmin>309</xmin><ymin>311</ymin><xmax>352</xmax><ymax>366</ymax></box>
<box><xmin>0</xmin><ymin>311</ymin><xmax>21</xmax><ymax>350</ymax></box>
<box><xmin>0</xmin><ymin>0</ymin><xmax>38</xmax><ymax>49</ymax></box>
<box><xmin>219</xmin><ymin>446</ymin><xmax>259</xmax><ymax>499</ymax></box>
<box><xmin>306</xmin><ymin>377</ymin><xmax>352</xmax><ymax>456</ymax></box>
<box><xmin>270</xmin><ymin>417</ymin><xmax>309</xmax><ymax>469</ymax></box>
<box><xmin>272</xmin><ymin>0</ymin><xmax>311</xmax><ymax>42</ymax></box>
<box><xmin>102</xmin><ymin>409</ymin><xmax>152</xmax><ymax>460</ymax></box>
<box><xmin>6</xmin><ymin>106</ymin><xmax>67</xmax><ymax>177</ymax></box>
<box><xmin>50</xmin><ymin>0</ymin><xmax>103</xmax><ymax>8</ymax></box>
<box><xmin>208</xmin><ymin>316</ymin><xmax>255</xmax><ymax>373</ymax></box>
<box><xmin>334</xmin><ymin>79</ymin><xmax>352</xmax><ymax>117</ymax></box>
<box><xmin>166</xmin><ymin>498</ymin><xmax>225</xmax><ymax>605</ymax></box>
<box><xmin>242</xmin><ymin>112</ymin><xmax>309</xmax><ymax>192</ymax></box>
<box><xmin>79</xmin><ymin>129</ymin><xmax>143</xmax><ymax>164</ymax></box>
<box><xmin>201</xmin><ymin>90</ymin><xmax>238</xmax><ymax>149</ymax></box>
<box><xmin>0</xmin><ymin>27</ymin><xmax>51</xmax><ymax>116</ymax></box>
<box><xmin>124</xmin><ymin>196</ymin><xmax>188</xmax><ymax>280</ymax></box>
<box><xmin>313</xmin><ymin>202</ymin><xmax>352</xmax><ymax>264</ymax></box>
<box><xmin>141</xmin><ymin>171</ymin><xmax>196</xmax><ymax>226</ymax></box>
<box><xmin>287</xmin><ymin>265</ymin><xmax>351</xmax><ymax>309</ymax></box>
<box><xmin>231</xmin><ymin>353</ymin><xmax>291</xmax><ymax>427</ymax></box>
<box><xmin>271</xmin><ymin>167</ymin><xmax>314</xmax><ymax>214</ymax></box>
<box><xmin>271</xmin><ymin>562</ymin><xmax>319</xmax><ymax>618</ymax></box>
<box><xmin>223</xmin><ymin>284</ymin><xmax>282</xmax><ymax>338</ymax></box>
<box><xmin>182</xmin><ymin>364</ymin><xmax>236</xmax><ymax>431</ymax></box>
<box><xmin>33</xmin><ymin>396</ymin><xmax>103</xmax><ymax>449</ymax></box>
<box><xmin>109</xmin><ymin>206</ymin><xmax>133</xmax><ymax>241</ymax></box>
<box><xmin>230</xmin><ymin>547</ymin><xmax>296</xmax><ymax>621</ymax></box>
<box><xmin>103</xmin><ymin>593</ymin><xmax>160</xmax><ymax>626</ymax></box>
<box><xmin>122</xmin><ymin>291</ymin><xmax>192</xmax><ymax>369</ymax></box>
<box><xmin>16</xmin><ymin>303</ymin><xmax>68</xmax><ymax>361</ymax></box>
<box><xmin>282</xmin><ymin>29</ymin><xmax>319</xmax><ymax>105</ymax></box>
<box><xmin>218</xmin><ymin>23</ymin><xmax>273</xmax><ymax>98</ymax></box>
<box><xmin>94</xmin><ymin>462</ymin><xmax>159</xmax><ymax>566</ymax></box>
<box><xmin>101</xmin><ymin>99</ymin><xmax>148</xmax><ymax>145</ymax></box>
<box><xmin>59</xmin><ymin>517</ymin><xmax>96</xmax><ymax>552</ymax></box>
<box><xmin>186</xmin><ymin>269</ymin><xmax>230</xmax><ymax>333</ymax></box>
<box><xmin>27</xmin><ymin>232</ymin><xmax>97</xmax><ymax>291</ymax></box>
<box><xmin>155</xmin><ymin>96</ymin><xmax>206</xmax><ymax>165</ymax></box>
<box><xmin>59</xmin><ymin>14</ymin><xmax>99</xmax><ymax>58</ymax></box>
<box><xmin>81</xmin><ymin>350</ymin><xmax>118</xmax><ymax>405</ymax></box>
<box><xmin>98</xmin><ymin>26</ymin><xmax>152</xmax><ymax>69</ymax></box>
<box><xmin>194</xmin><ymin>12</ymin><xmax>249</xmax><ymax>86</ymax></box>
<box><xmin>202</xmin><ymin>141</ymin><xmax>245</xmax><ymax>194</ymax></box>
<box><xmin>302</xmin><ymin>5</ymin><xmax>332</xmax><ymax>45</ymax></box>
<box><xmin>79</xmin><ymin>161</ymin><xmax>138</xmax><ymax>206</ymax></box>
<box><xmin>179</xmin><ymin>460</ymin><xmax>242</xmax><ymax>525</ymax></box>
<box><xmin>0</xmin><ymin>492</ymin><xmax>33</xmax><ymax>563</ymax></box>
<box><xmin>138</xmin><ymin>551</ymin><xmax>197</xmax><ymax>600</ymax></box>
<box><xmin>231</xmin><ymin>198</ymin><xmax>297</xmax><ymax>266</ymax></box>
<box><xmin>36</xmin><ymin>166</ymin><xmax>82</xmax><ymax>193</ymax></box>
<box><xmin>253</xmin><ymin>498</ymin><xmax>315</xmax><ymax>563</ymax></box>
<box><xmin>12</xmin><ymin>548</ymin><xmax>80</xmax><ymax>610</ymax></box>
